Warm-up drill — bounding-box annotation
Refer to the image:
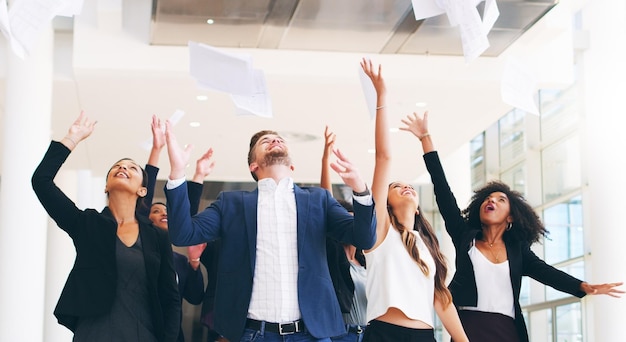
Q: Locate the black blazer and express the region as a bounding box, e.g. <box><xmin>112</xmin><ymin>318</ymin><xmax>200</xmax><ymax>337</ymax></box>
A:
<box><xmin>31</xmin><ymin>141</ymin><xmax>181</xmax><ymax>342</ymax></box>
<box><xmin>424</xmin><ymin>151</ymin><xmax>585</xmax><ymax>342</ymax></box>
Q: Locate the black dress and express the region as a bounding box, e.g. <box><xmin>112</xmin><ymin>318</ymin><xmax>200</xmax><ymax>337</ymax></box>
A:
<box><xmin>73</xmin><ymin>236</ymin><xmax>158</xmax><ymax>342</ymax></box>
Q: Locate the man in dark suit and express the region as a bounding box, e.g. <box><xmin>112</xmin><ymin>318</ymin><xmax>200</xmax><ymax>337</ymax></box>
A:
<box><xmin>163</xmin><ymin>124</ymin><xmax>376</xmax><ymax>342</ymax></box>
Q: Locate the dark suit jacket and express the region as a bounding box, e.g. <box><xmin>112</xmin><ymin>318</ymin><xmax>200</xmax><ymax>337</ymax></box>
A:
<box><xmin>424</xmin><ymin>151</ymin><xmax>585</xmax><ymax>342</ymax></box>
<box><xmin>31</xmin><ymin>141</ymin><xmax>181</xmax><ymax>342</ymax></box>
<box><xmin>165</xmin><ymin>182</ymin><xmax>376</xmax><ymax>342</ymax></box>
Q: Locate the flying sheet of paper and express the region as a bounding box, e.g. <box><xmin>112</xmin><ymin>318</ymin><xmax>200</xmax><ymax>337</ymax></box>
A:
<box><xmin>414</xmin><ymin>0</ymin><xmax>498</xmax><ymax>63</ymax></box>
<box><xmin>458</xmin><ymin>7</ymin><xmax>490</xmax><ymax>63</ymax></box>
<box><xmin>358</xmin><ymin>65</ymin><xmax>377</xmax><ymax>120</ymax></box>
<box><xmin>501</xmin><ymin>58</ymin><xmax>539</xmax><ymax>116</ymax></box>
<box><xmin>411</xmin><ymin>0</ymin><xmax>445</xmax><ymax>21</ymax></box>
<box><xmin>140</xmin><ymin>110</ymin><xmax>186</xmax><ymax>151</ymax></box>
<box><xmin>8</xmin><ymin>0</ymin><xmax>67</xmax><ymax>58</ymax></box>
<box><xmin>481</xmin><ymin>0</ymin><xmax>499</xmax><ymax>34</ymax></box>
<box><xmin>232</xmin><ymin>70</ymin><xmax>273</xmax><ymax>118</ymax></box>
<box><xmin>189</xmin><ymin>41</ymin><xmax>258</xmax><ymax>96</ymax></box>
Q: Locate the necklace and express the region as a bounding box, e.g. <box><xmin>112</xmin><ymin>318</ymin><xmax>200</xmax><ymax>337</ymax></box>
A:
<box><xmin>483</xmin><ymin>239</ymin><xmax>501</xmax><ymax>263</ymax></box>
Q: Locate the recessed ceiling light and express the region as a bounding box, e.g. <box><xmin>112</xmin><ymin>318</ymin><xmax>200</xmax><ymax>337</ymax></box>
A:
<box><xmin>415</xmin><ymin>102</ymin><xmax>427</xmax><ymax>107</ymax></box>
<box><xmin>206</xmin><ymin>19</ymin><xmax>214</xmax><ymax>24</ymax></box>
<box><xmin>367</xmin><ymin>149</ymin><xmax>375</xmax><ymax>154</ymax></box>
<box><xmin>196</xmin><ymin>95</ymin><xmax>208</xmax><ymax>101</ymax></box>
<box><xmin>189</xmin><ymin>122</ymin><xmax>201</xmax><ymax>128</ymax></box>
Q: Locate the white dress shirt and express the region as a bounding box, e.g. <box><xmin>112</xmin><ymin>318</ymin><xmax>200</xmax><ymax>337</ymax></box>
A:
<box><xmin>247</xmin><ymin>177</ymin><xmax>300</xmax><ymax>322</ymax></box>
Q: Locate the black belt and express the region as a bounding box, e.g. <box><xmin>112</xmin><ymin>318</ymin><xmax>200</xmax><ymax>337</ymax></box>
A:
<box><xmin>246</xmin><ymin>319</ymin><xmax>306</xmax><ymax>335</ymax></box>
<box><xmin>347</xmin><ymin>324</ymin><xmax>365</xmax><ymax>334</ymax></box>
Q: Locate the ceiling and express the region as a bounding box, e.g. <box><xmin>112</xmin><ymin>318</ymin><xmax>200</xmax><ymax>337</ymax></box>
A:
<box><xmin>2</xmin><ymin>0</ymin><xmax>577</xmax><ymax>188</ymax></box>
<box><xmin>150</xmin><ymin>0</ymin><xmax>557</xmax><ymax>57</ymax></box>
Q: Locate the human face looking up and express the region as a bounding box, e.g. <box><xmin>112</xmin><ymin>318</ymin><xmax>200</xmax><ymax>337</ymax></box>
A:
<box><xmin>251</xmin><ymin>134</ymin><xmax>292</xmax><ymax>169</ymax></box>
<box><xmin>479</xmin><ymin>191</ymin><xmax>512</xmax><ymax>226</ymax></box>
<box><xmin>387</xmin><ymin>182</ymin><xmax>419</xmax><ymax>212</ymax></box>
<box><xmin>149</xmin><ymin>203</ymin><xmax>168</xmax><ymax>230</ymax></box>
<box><xmin>105</xmin><ymin>159</ymin><xmax>146</xmax><ymax>196</ymax></box>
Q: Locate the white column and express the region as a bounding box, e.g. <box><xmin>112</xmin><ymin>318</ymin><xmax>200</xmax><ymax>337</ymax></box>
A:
<box><xmin>43</xmin><ymin>171</ymin><xmax>77</xmax><ymax>342</ymax></box>
<box><xmin>0</xmin><ymin>25</ymin><xmax>54</xmax><ymax>341</ymax></box>
<box><xmin>580</xmin><ymin>0</ymin><xmax>626</xmax><ymax>340</ymax></box>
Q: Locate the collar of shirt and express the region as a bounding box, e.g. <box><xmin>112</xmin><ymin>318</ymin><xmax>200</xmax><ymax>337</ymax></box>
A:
<box><xmin>258</xmin><ymin>177</ymin><xmax>294</xmax><ymax>193</ymax></box>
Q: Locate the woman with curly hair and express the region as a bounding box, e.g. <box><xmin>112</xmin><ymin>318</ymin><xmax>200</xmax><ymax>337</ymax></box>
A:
<box><xmin>402</xmin><ymin>111</ymin><xmax>623</xmax><ymax>342</ymax></box>
<box><xmin>358</xmin><ymin>59</ymin><xmax>468</xmax><ymax>342</ymax></box>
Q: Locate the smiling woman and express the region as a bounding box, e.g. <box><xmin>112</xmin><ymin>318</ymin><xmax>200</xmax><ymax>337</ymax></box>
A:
<box><xmin>31</xmin><ymin>111</ymin><xmax>181</xmax><ymax>342</ymax></box>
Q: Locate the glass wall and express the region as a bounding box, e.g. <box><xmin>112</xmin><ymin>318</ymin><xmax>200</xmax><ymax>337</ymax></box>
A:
<box><xmin>465</xmin><ymin>80</ymin><xmax>586</xmax><ymax>341</ymax></box>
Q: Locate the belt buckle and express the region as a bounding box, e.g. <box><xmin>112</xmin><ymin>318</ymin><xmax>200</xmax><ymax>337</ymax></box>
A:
<box><xmin>278</xmin><ymin>321</ymin><xmax>297</xmax><ymax>335</ymax></box>
<box><xmin>356</xmin><ymin>325</ymin><xmax>363</xmax><ymax>334</ymax></box>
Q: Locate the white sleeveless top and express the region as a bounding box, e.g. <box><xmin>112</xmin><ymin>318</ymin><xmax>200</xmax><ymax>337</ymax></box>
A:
<box><xmin>364</xmin><ymin>226</ymin><xmax>435</xmax><ymax>326</ymax></box>
<box><xmin>461</xmin><ymin>241</ymin><xmax>515</xmax><ymax>318</ymax></box>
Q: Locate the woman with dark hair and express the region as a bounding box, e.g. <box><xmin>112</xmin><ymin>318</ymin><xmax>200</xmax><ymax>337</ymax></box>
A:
<box><xmin>358</xmin><ymin>59</ymin><xmax>468</xmax><ymax>342</ymax></box>
<box><xmin>31</xmin><ymin>111</ymin><xmax>180</xmax><ymax>341</ymax></box>
<box><xmin>402</xmin><ymin>110</ymin><xmax>623</xmax><ymax>342</ymax></box>
<box><xmin>141</xmin><ymin>115</ymin><xmax>214</xmax><ymax>342</ymax></box>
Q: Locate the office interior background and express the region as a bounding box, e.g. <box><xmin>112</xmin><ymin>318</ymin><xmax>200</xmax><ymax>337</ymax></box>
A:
<box><xmin>1</xmin><ymin>0</ymin><xmax>625</xmax><ymax>341</ymax></box>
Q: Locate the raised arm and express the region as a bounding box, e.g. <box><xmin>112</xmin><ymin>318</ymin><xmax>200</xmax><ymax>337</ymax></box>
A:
<box><xmin>140</xmin><ymin>115</ymin><xmax>166</xmax><ymax>218</ymax></box>
<box><xmin>164</xmin><ymin>120</ymin><xmax>193</xmax><ymax>181</ymax></box>
<box><xmin>401</xmin><ymin>112</ymin><xmax>468</xmax><ymax>243</ymax></box>
<box><xmin>320</xmin><ymin>126</ymin><xmax>336</xmax><ymax>194</ymax></box>
<box><xmin>187</xmin><ymin>148</ymin><xmax>215</xmax><ymax>270</ymax></box>
<box><xmin>360</xmin><ymin>58</ymin><xmax>391</xmax><ymax>251</ymax></box>
<box><xmin>32</xmin><ymin>111</ymin><xmax>97</xmax><ymax>234</ymax></box>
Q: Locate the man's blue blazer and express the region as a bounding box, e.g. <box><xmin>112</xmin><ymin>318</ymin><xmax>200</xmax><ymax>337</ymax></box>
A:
<box><xmin>165</xmin><ymin>183</ymin><xmax>376</xmax><ymax>342</ymax></box>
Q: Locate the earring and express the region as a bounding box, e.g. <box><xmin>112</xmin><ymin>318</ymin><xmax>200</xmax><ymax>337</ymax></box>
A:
<box><xmin>506</xmin><ymin>222</ymin><xmax>513</xmax><ymax>231</ymax></box>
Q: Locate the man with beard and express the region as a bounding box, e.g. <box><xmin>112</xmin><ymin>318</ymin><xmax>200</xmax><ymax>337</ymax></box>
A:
<box><xmin>162</xmin><ymin>126</ymin><xmax>377</xmax><ymax>342</ymax></box>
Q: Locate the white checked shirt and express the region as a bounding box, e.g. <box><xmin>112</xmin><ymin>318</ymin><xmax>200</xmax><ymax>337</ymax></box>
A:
<box><xmin>247</xmin><ymin>177</ymin><xmax>300</xmax><ymax>322</ymax></box>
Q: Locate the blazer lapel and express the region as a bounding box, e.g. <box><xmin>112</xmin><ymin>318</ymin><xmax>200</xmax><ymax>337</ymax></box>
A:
<box><xmin>243</xmin><ymin>190</ymin><xmax>258</xmax><ymax>273</ymax></box>
<box><xmin>294</xmin><ymin>185</ymin><xmax>309</xmax><ymax>253</ymax></box>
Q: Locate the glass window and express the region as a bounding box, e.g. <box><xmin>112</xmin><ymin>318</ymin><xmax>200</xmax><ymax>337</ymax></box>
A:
<box><xmin>543</xmin><ymin>196</ymin><xmax>584</xmax><ymax>264</ymax></box>
<box><xmin>556</xmin><ymin>302</ymin><xmax>582</xmax><ymax>342</ymax></box>
<box><xmin>529</xmin><ymin>308</ymin><xmax>553</xmax><ymax>342</ymax></box>
<box><xmin>540</xmin><ymin>88</ymin><xmax>579</xmax><ymax>144</ymax></box>
<box><xmin>470</xmin><ymin>132</ymin><xmax>486</xmax><ymax>190</ymax></box>
<box><xmin>541</xmin><ymin>135</ymin><xmax>581</xmax><ymax>202</ymax></box>
<box><xmin>501</xmin><ymin>162</ymin><xmax>526</xmax><ymax>196</ymax></box>
<box><xmin>499</xmin><ymin>108</ymin><xmax>525</xmax><ymax>168</ymax></box>
<box><xmin>546</xmin><ymin>261</ymin><xmax>585</xmax><ymax>301</ymax></box>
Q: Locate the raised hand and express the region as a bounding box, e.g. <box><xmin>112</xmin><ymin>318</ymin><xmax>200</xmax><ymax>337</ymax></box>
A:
<box><xmin>400</xmin><ymin>111</ymin><xmax>433</xmax><ymax>153</ymax></box>
<box><xmin>400</xmin><ymin>111</ymin><xmax>429</xmax><ymax>139</ymax></box>
<box><xmin>322</xmin><ymin>126</ymin><xmax>336</xmax><ymax>162</ymax></box>
<box><xmin>63</xmin><ymin>111</ymin><xmax>97</xmax><ymax>150</ymax></box>
<box><xmin>164</xmin><ymin>120</ymin><xmax>193</xmax><ymax>180</ymax></box>
<box><xmin>360</xmin><ymin>58</ymin><xmax>386</xmax><ymax>96</ymax></box>
<box><xmin>192</xmin><ymin>148</ymin><xmax>216</xmax><ymax>183</ymax></box>
<box><xmin>151</xmin><ymin>115</ymin><xmax>166</xmax><ymax>151</ymax></box>
<box><xmin>329</xmin><ymin>148</ymin><xmax>367</xmax><ymax>194</ymax></box>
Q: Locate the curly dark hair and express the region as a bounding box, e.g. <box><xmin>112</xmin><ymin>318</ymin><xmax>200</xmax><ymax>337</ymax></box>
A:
<box><xmin>462</xmin><ymin>180</ymin><xmax>548</xmax><ymax>244</ymax></box>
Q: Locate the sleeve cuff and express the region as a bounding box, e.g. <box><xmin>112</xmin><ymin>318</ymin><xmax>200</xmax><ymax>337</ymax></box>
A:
<box><xmin>166</xmin><ymin>177</ymin><xmax>186</xmax><ymax>189</ymax></box>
